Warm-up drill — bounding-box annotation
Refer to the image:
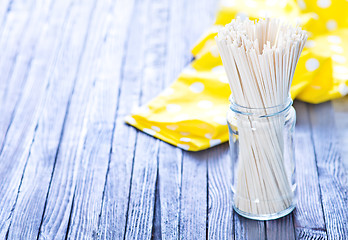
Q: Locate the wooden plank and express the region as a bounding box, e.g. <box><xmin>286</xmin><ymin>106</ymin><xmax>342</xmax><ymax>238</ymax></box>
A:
<box><xmin>207</xmin><ymin>144</ymin><xmax>234</xmax><ymax>240</ymax></box>
<box><xmin>96</xmin><ymin>0</ymin><xmax>148</xmax><ymax>237</ymax></box>
<box><xmin>309</xmin><ymin>102</ymin><xmax>348</xmax><ymax>239</ymax></box>
<box><xmin>332</xmin><ymin>96</ymin><xmax>348</xmax><ymax>169</ymax></box>
<box><xmin>179</xmin><ymin>150</ymin><xmax>208</xmax><ymax>239</ymax></box>
<box><xmin>123</xmin><ymin>0</ymin><xmax>174</xmax><ymax>238</ymax></box>
<box><xmin>29</xmin><ymin>0</ymin><xmax>137</xmax><ymax>239</ymax></box>
<box><xmin>291</xmin><ymin>101</ymin><xmax>327</xmax><ymax>240</ymax></box>
<box><xmin>173</xmin><ymin>0</ymin><xmax>217</xmax><ymax>238</ymax></box>
<box><xmin>266</xmin><ymin>214</ymin><xmax>296</xmax><ymax>240</ymax></box>
<box><xmin>154</xmin><ymin>0</ymin><xmax>188</xmax><ymax>238</ymax></box>
<box><xmin>64</xmin><ymin>0</ymin><xmax>135</xmax><ymax>238</ymax></box>
<box><xmin>4</xmin><ymin>0</ymin><xmax>116</xmax><ymax>239</ymax></box>
<box><xmin>234</xmin><ymin>214</ymin><xmax>266</xmax><ymax>240</ymax></box>
<box><xmin>157</xmin><ymin>144</ymin><xmax>183</xmax><ymax>240</ymax></box>
<box><xmin>0</xmin><ymin>0</ymin><xmax>75</xmax><ymax>238</ymax></box>
<box><xmin>0</xmin><ymin>0</ymin><xmax>44</xmax><ymax>148</ymax></box>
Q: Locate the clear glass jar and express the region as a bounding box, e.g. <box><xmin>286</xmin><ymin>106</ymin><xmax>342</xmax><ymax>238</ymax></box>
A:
<box><xmin>227</xmin><ymin>96</ymin><xmax>297</xmax><ymax>220</ymax></box>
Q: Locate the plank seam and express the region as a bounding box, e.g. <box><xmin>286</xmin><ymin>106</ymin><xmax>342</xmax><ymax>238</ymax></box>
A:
<box><xmin>0</xmin><ymin>0</ymin><xmax>55</xmax><ymax>156</ymax></box>
<box><xmin>33</xmin><ymin>0</ymin><xmax>101</xmax><ymax>237</ymax></box>
<box><xmin>4</xmin><ymin>123</ymin><xmax>39</xmax><ymax>240</ymax></box>
<box><xmin>0</xmin><ymin>55</ymin><xmax>29</xmax><ymax>155</ymax></box>
<box><xmin>64</xmin><ymin>188</ymin><xmax>77</xmax><ymax>240</ymax></box>
<box><xmin>0</xmin><ymin>0</ymin><xmax>54</xmax><ymax>155</ymax></box>
<box><xmin>307</xmin><ymin>104</ymin><xmax>329</xmax><ymax>236</ymax></box>
<box><xmin>96</xmin><ymin>0</ymin><xmax>138</xmax><ymax>235</ymax></box>
<box><xmin>177</xmin><ymin>151</ymin><xmax>184</xmax><ymax>239</ymax></box>
<box><xmin>206</xmin><ymin>157</ymin><xmax>209</xmax><ymax>240</ymax></box>
<box><xmin>151</xmin><ymin>150</ymin><xmax>161</xmax><ymax>239</ymax></box>
<box><xmin>122</xmin><ymin>134</ymin><xmax>139</xmax><ymax>240</ymax></box>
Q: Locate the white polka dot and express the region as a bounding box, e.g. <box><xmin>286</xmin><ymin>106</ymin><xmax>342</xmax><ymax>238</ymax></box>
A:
<box><xmin>219</xmin><ymin>75</ymin><xmax>229</xmax><ymax>83</ymax></box>
<box><xmin>327</xmin><ymin>35</ymin><xmax>341</xmax><ymax>44</ymax></box>
<box><xmin>166</xmin><ymin>125</ymin><xmax>178</xmax><ymax>130</ymax></box>
<box><xmin>334</xmin><ymin>66</ymin><xmax>348</xmax><ymax>74</ymax></box>
<box><xmin>305</xmin><ymin>58</ymin><xmax>320</xmax><ymax>72</ymax></box>
<box><xmin>173</xmin><ymin>114</ymin><xmax>189</xmax><ymax>122</ymax></box>
<box><xmin>125</xmin><ymin>116</ymin><xmax>136</xmax><ymax>125</ymax></box>
<box><xmin>189</xmin><ymin>82</ymin><xmax>205</xmax><ymax>93</ymax></box>
<box><xmin>197</xmin><ymin>100</ymin><xmax>213</xmax><ymax>109</ymax></box>
<box><xmin>332</xmin><ymin>55</ymin><xmax>347</xmax><ymax>64</ymax></box>
<box><xmin>211</xmin><ymin>66</ymin><xmax>224</xmax><ymax>72</ymax></box>
<box><xmin>161</xmin><ymin>88</ymin><xmax>174</xmax><ymax>96</ymax></box>
<box><xmin>205</xmin><ymin>133</ymin><xmax>213</xmax><ymax>139</ymax></box>
<box><xmin>326</xmin><ymin>20</ymin><xmax>337</xmax><ymax>31</ymax></box>
<box><xmin>143</xmin><ymin>128</ymin><xmax>156</xmax><ymax>136</ymax></box>
<box><xmin>209</xmin><ymin>139</ymin><xmax>221</xmax><ymax>147</ymax></box>
<box><xmin>166</xmin><ymin>104</ymin><xmax>181</xmax><ymax>113</ymax></box>
<box><xmin>178</xmin><ymin>144</ymin><xmax>190</xmax><ymax>150</ymax></box>
<box><xmin>330</xmin><ymin>45</ymin><xmax>344</xmax><ymax>53</ymax></box>
<box><xmin>317</xmin><ymin>0</ymin><xmax>331</xmax><ymax>8</ymax></box>
<box><xmin>180</xmin><ymin>137</ymin><xmax>191</xmax><ymax>142</ymax></box>
<box><xmin>311</xmin><ymin>13</ymin><xmax>319</xmax><ymax>20</ymax></box>
<box><xmin>298</xmin><ymin>0</ymin><xmax>306</xmax><ymax>9</ymax></box>
<box><xmin>151</xmin><ymin>126</ymin><xmax>160</xmax><ymax>132</ymax></box>
<box><xmin>236</xmin><ymin>12</ymin><xmax>248</xmax><ymax>20</ymax></box>
<box><xmin>210</xmin><ymin>46</ymin><xmax>220</xmax><ymax>57</ymax></box>
<box><xmin>180</xmin><ymin>132</ymin><xmax>190</xmax><ymax>136</ymax></box>
<box><xmin>305</xmin><ymin>40</ymin><xmax>315</xmax><ymax>48</ymax></box>
<box><xmin>338</xmin><ymin>83</ymin><xmax>348</xmax><ymax>96</ymax></box>
<box><xmin>213</xmin><ymin>116</ymin><xmax>227</xmax><ymax>125</ymax></box>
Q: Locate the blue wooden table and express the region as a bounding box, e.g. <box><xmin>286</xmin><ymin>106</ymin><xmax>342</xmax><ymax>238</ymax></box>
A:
<box><xmin>0</xmin><ymin>0</ymin><xmax>347</xmax><ymax>239</ymax></box>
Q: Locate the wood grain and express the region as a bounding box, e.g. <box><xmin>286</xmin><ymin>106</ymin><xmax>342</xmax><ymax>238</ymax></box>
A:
<box><xmin>234</xmin><ymin>214</ymin><xmax>266</xmax><ymax>240</ymax></box>
<box><xmin>62</xmin><ymin>0</ymin><xmax>135</xmax><ymax>238</ymax></box>
<box><xmin>309</xmin><ymin>102</ymin><xmax>348</xmax><ymax>239</ymax></box>
<box><xmin>207</xmin><ymin>144</ymin><xmax>234</xmax><ymax>240</ymax></box>
<box><xmin>266</xmin><ymin>214</ymin><xmax>296</xmax><ymax>240</ymax></box>
<box><xmin>332</xmin><ymin>96</ymin><xmax>348</xmax><ymax>169</ymax></box>
<box><xmin>0</xmin><ymin>0</ymin><xmax>73</xmax><ymax>238</ymax></box>
<box><xmin>155</xmin><ymin>0</ymin><xmax>213</xmax><ymax>238</ymax></box>
<box><xmin>5</xmin><ymin>0</ymin><xmax>96</xmax><ymax>238</ymax></box>
<box><xmin>0</xmin><ymin>0</ymin><xmax>45</xmax><ymax>148</ymax></box>
<box><xmin>124</xmin><ymin>0</ymin><xmax>173</xmax><ymax>238</ymax></box>
<box><xmin>179</xmin><ymin>150</ymin><xmax>208</xmax><ymax>240</ymax></box>
<box><xmin>96</xmin><ymin>0</ymin><xmax>146</xmax><ymax>237</ymax></box>
<box><xmin>292</xmin><ymin>101</ymin><xmax>328</xmax><ymax>240</ymax></box>
<box><xmin>32</xmin><ymin>0</ymin><xmax>111</xmax><ymax>238</ymax></box>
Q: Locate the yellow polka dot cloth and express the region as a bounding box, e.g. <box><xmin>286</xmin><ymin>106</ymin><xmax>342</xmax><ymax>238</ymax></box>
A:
<box><xmin>125</xmin><ymin>0</ymin><xmax>348</xmax><ymax>151</ymax></box>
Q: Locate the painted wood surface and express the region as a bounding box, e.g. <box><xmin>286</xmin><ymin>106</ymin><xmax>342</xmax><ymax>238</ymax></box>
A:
<box><xmin>0</xmin><ymin>0</ymin><xmax>347</xmax><ymax>239</ymax></box>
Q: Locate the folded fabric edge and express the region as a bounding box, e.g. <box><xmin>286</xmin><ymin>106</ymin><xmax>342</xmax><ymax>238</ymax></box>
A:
<box><xmin>124</xmin><ymin>115</ymin><xmax>228</xmax><ymax>152</ymax></box>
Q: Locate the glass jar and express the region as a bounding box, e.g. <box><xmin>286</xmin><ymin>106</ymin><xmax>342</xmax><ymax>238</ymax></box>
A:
<box><xmin>227</xmin><ymin>96</ymin><xmax>297</xmax><ymax>220</ymax></box>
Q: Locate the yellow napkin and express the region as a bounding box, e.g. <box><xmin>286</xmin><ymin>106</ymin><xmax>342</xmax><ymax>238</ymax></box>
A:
<box><xmin>125</xmin><ymin>0</ymin><xmax>348</xmax><ymax>151</ymax></box>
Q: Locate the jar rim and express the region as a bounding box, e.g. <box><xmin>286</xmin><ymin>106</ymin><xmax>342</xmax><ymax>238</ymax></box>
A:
<box><xmin>229</xmin><ymin>96</ymin><xmax>293</xmax><ymax>117</ymax></box>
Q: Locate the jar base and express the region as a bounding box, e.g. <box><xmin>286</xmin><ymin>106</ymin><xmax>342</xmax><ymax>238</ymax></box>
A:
<box><xmin>233</xmin><ymin>204</ymin><xmax>296</xmax><ymax>221</ymax></box>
